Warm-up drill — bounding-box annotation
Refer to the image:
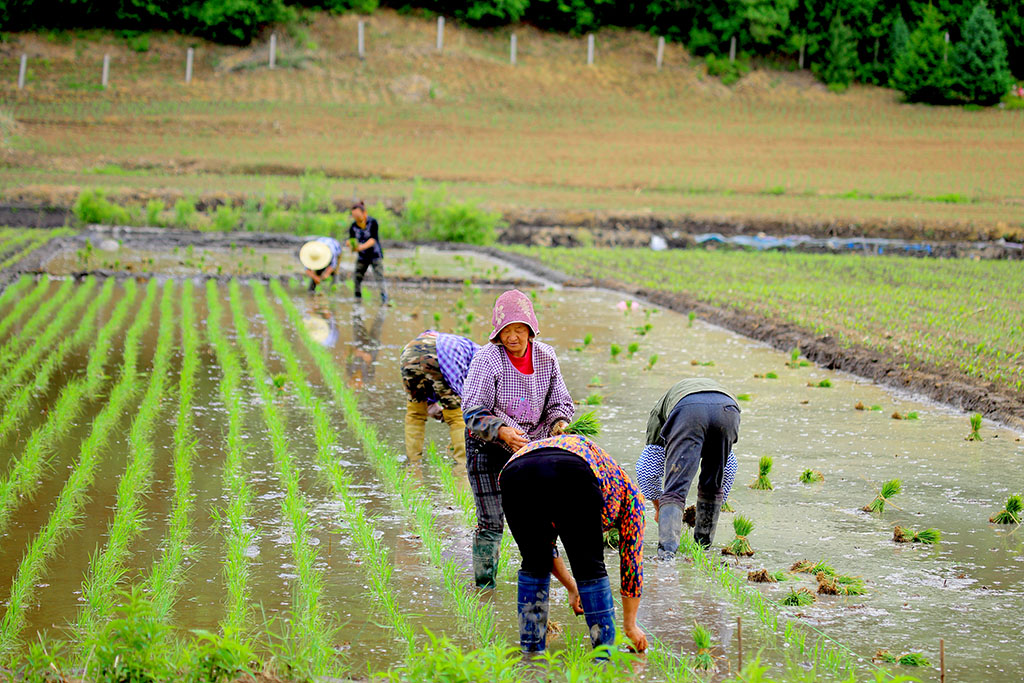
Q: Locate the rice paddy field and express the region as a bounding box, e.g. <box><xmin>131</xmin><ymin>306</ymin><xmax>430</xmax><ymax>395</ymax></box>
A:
<box><xmin>0</xmin><ymin>239</ymin><xmax>1021</xmax><ymax>681</ymax></box>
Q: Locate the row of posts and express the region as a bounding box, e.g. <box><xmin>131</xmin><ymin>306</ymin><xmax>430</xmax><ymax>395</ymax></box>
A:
<box><xmin>12</xmin><ymin>18</ymin><xmax>756</xmax><ymax>90</ymax></box>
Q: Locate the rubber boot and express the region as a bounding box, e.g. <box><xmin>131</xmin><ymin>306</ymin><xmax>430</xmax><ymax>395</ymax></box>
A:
<box><xmin>442</xmin><ymin>407</ymin><xmax>467</xmax><ymax>461</ymax></box>
<box><xmin>578</xmin><ymin>576</ymin><xmax>616</xmax><ymax>654</ymax></box>
<box><xmin>517</xmin><ymin>571</ymin><xmax>550</xmax><ymax>653</ymax></box>
<box><xmin>657</xmin><ymin>501</ymin><xmax>685</xmax><ymax>560</ymax></box>
<box><xmin>404</xmin><ymin>401</ymin><xmax>428</xmax><ymax>461</ymax></box>
<box><xmin>693</xmin><ymin>496</ymin><xmax>722</xmax><ymax>549</ymax></box>
<box><xmin>473</xmin><ymin>530</ymin><xmax>502</xmax><ymax>589</ymax></box>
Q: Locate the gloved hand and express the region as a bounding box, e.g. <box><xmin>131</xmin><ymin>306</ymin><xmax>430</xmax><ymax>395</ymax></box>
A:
<box><xmin>550</xmin><ymin>420</ymin><xmax>569</xmax><ymax>436</ymax></box>
<box><xmin>427</xmin><ymin>403</ymin><xmax>444</xmax><ymax>422</ymax></box>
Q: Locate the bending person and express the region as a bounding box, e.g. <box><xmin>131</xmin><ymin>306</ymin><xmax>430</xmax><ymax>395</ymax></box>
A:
<box><xmin>501</xmin><ymin>434</ymin><xmax>648</xmax><ymax>654</ymax></box>
<box><xmin>461</xmin><ymin>289</ymin><xmax>575</xmax><ymax>589</ymax></box>
<box><xmin>400</xmin><ymin>330</ymin><xmax>479</xmax><ymax>462</ymax></box>
<box><xmin>299</xmin><ymin>236</ymin><xmax>342</xmax><ymax>292</ymax></box>
<box><xmin>635</xmin><ymin>378</ymin><xmax>740</xmax><ymax>558</ymax></box>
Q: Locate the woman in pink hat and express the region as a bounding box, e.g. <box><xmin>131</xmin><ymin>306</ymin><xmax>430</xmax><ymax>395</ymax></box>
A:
<box><xmin>461</xmin><ymin>289</ymin><xmax>575</xmax><ymax>590</ymax></box>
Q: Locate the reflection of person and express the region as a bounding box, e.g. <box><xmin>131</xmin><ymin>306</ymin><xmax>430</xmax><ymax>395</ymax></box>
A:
<box><xmin>400</xmin><ymin>330</ymin><xmax>479</xmax><ymax>463</ymax></box>
<box><xmin>500</xmin><ymin>435</ymin><xmax>648</xmax><ymax>654</ymax></box>
<box><xmin>461</xmin><ymin>289</ymin><xmax>575</xmax><ymax>589</ymax></box>
<box><xmin>299</xmin><ymin>237</ymin><xmax>342</xmax><ymax>292</ymax></box>
<box><xmin>346</xmin><ymin>304</ymin><xmax>386</xmax><ymax>389</ymax></box>
<box><xmin>635</xmin><ymin>378</ymin><xmax>741</xmax><ymax>558</ymax></box>
<box><xmin>303</xmin><ymin>302</ymin><xmax>338</xmax><ymax>348</ymax></box>
<box><xmin>348</xmin><ymin>201</ymin><xmax>388</xmax><ymax>304</ymax></box>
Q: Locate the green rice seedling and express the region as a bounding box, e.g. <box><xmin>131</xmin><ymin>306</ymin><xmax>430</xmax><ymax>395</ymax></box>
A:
<box><xmin>0</xmin><ymin>281</ymin><xmax>157</xmax><ymax>657</ymax></box>
<box><xmin>737</xmin><ymin>393</ymin><xmax>751</xmax><ymax>401</ymax></box>
<box><xmin>722</xmin><ymin>515</ymin><xmax>754</xmax><ymax>556</ymax></box>
<box><xmin>587</xmin><ymin>375</ymin><xmax>603</xmax><ymax>387</ymax></box>
<box><xmin>0</xmin><ymin>276</ymin><xmax>52</xmax><ymax>343</ymax></box>
<box><xmin>15</xmin><ymin>633</ymin><xmax>72</xmax><ymax>682</ymax></box>
<box><xmin>750</xmin><ymin>456</ymin><xmax>773</xmax><ymax>490</ymax></box>
<box><xmin>722</xmin><ymin>501</ymin><xmax>734</xmax><ymax>512</ymax></box>
<box><xmin>627</xmin><ymin>341</ymin><xmax>640</xmax><ymax>358</ymax></box>
<box><xmin>565</xmin><ymin>411</ymin><xmax>601</xmax><ymax>437</ymax></box>
<box><xmin>688</xmin><ymin>311</ymin><xmax>695</xmax><ymax>327</ymax></box>
<box><xmin>905</xmin><ymin>411</ymin><xmax>919</xmax><ymax>420</ymax></box>
<box><xmin>583</xmin><ymin>333</ymin><xmax>592</xmax><ymax>347</ymax></box>
<box><xmin>272</xmin><ymin>373</ymin><xmax>287</xmax><ymax>390</ymax></box>
<box><xmin>645</xmin><ymin>353</ymin><xmax>658</xmax><ymax>371</ymax></box>
<box><xmin>800</xmin><ymin>469</ymin><xmax>825</xmax><ymax>483</ymax></box>
<box><xmin>816</xmin><ymin>379</ymin><xmax>833</xmax><ymax>388</ymax></box>
<box><xmin>634</xmin><ymin>323</ymin><xmax>652</xmax><ymax>336</ymax></box>
<box><xmin>787</xmin><ymin>348</ymin><xmax>800</xmax><ymax>365</ymax></box>
<box><xmin>0</xmin><ymin>229</ymin><xmax>74</xmax><ymax>271</ymax></box>
<box><xmin>897</xmin><ymin>653</ymin><xmax>930</xmax><ymax>666</ymax></box>
<box><xmin>791</xmin><ymin>559</ymin><xmax>835</xmax><ymax>576</ymax></box>
<box><xmin>83</xmin><ymin>586</ymin><xmax>175</xmax><ymax>683</ymax></box>
<box><xmin>967</xmin><ymin>412</ymin><xmax>983</xmax><ymax>441</ymax></box>
<box><xmin>692</xmin><ymin>622</ymin><xmax>715</xmax><ymax>670</ymax></box>
<box><xmin>765</xmin><ymin>371</ymin><xmax>778</xmax><ymax>379</ymax></box>
<box><xmin>894</xmin><ymin>526</ymin><xmax>941</xmax><ymax>544</ymax></box>
<box><xmin>609</xmin><ymin>343</ymin><xmax>621</xmax><ymax>360</ymax></box>
<box><xmin>584</xmin><ymin>392</ymin><xmax>603</xmax><ymax>406</ymax></box>
<box><xmin>875</xmin><ymin>649</ymin><xmax>898</xmax><ymax>664</ymax></box>
<box><xmin>182</xmin><ymin>629</ymin><xmax>255</xmax><ymax>683</ymax></box>
<box><xmin>870</xmin><ymin>404</ymin><xmax>883</xmax><ymax>411</ymax></box>
<box><xmin>770</xmin><ymin>570</ymin><xmax>788</xmax><ymax>582</ymax></box>
<box><xmin>989</xmin><ymin>494</ymin><xmax>1022</xmax><ymax>524</ymax></box>
<box><xmin>780</xmin><ymin>588</ymin><xmax>816</xmax><ymax>606</ymax></box>
<box><xmin>862</xmin><ymin>479</ymin><xmax>902</xmax><ymax>514</ymax></box>
<box><xmin>817</xmin><ymin>572</ymin><xmax>866</xmax><ymax>596</ymax></box>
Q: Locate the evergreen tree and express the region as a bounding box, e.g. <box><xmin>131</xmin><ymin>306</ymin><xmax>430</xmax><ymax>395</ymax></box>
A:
<box><xmin>889</xmin><ymin>16</ymin><xmax>910</xmax><ymax>67</ymax></box>
<box><xmin>820</xmin><ymin>13</ymin><xmax>857</xmax><ymax>90</ymax></box>
<box><xmin>892</xmin><ymin>6</ymin><xmax>954</xmax><ymax>103</ymax></box>
<box><xmin>950</xmin><ymin>2</ymin><xmax>1012</xmax><ymax>104</ymax></box>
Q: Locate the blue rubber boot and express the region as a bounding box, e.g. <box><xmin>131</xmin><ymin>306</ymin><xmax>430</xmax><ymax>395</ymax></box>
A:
<box><xmin>577</xmin><ymin>576</ymin><xmax>616</xmax><ymax>654</ymax></box>
<box><xmin>517</xmin><ymin>571</ymin><xmax>550</xmax><ymax>653</ymax></box>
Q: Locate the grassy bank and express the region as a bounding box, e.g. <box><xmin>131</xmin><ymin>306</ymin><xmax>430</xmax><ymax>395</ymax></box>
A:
<box><xmin>2</xmin><ymin>10</ymin><xmax>1023</xmax><ymax>235</ymax></box>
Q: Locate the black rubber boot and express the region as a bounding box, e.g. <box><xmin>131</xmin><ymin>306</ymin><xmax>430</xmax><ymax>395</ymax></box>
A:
<box><xmin>657</xmin><ymin>501</ymin><xmax>685</xmax><ymax>560</ymax></box>
<box><xmin>693</xmin><ymin>496</ymin><xmax>722</xmax><ymax>549</ymax></box>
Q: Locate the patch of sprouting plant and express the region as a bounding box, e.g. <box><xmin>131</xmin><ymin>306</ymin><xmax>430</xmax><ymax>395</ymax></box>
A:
<box><xmin>808</xmin><ymin>378</ymin><xmax>832</xmax><ymax>388</ymax></box>
<box><xmin>609</xmin><ymin>343</ymin><xmax>621</xmax><ymax>360</ymax></box>
<box><xmin>966</xmin><ymin>412</ymin><xmax>983</xmax><ymax>441</ymax></box>
<box><xmin>645</xmin><ymin>354</ymin><xmax>658</xmax><ymax>371</ymax></box>
<box><xmin>893</xmin><ymin>526</ymin><xmax>941</xmax><ymax>544</ymax></box>
<box><xmin>627</xmin><ymin>341</ymin><xmax>639</xmax><ymax>358</ymax></box>
<box><xmin>799</xmin><ymin>469</ymin><xmax>824</xmax><ymax>483</ymax></box>
<box><xmin>862</xmin><ymin>478</ymin><xmax>902</xmax><ymax>514</ymax></box>
<box><xmin>750</xmin><ymin>456</ymin><xmax>773</xmax><ymax>490</ymax></box>
<box><xmin>722</xmin><ymin>515</ymin><xmax>754</xmax><ymax>556</ymax></box>
<box><xmin>634</xmin><ymin>323</ymin><xmax>652</xmax><ymax>336</ymax></box>
<box><xmin>584</xmin><ymin>392</ymin><xmax>603</xmax><ymax>406</ymax></box>
<box><xmin>736</xmin><ymin>393</ymin><xmax>751</xmax><ymax>401</ymax></box>
<box><xmin>989</xmin><ymin>494</ymin><xmax>1022</xmax><ymax>524</ymax></box>
<box><xmin>691</xmin><ymin>622</ymin><xmax>716</xmax><ymax>671</ymax></box>
<box><xmin>780</xmin><ymin>588</ymin><xmax>816</xmax><ymax>607</ymax></box>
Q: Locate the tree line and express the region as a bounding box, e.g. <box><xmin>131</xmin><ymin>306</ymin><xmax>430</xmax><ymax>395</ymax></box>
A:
<box><xmin>1</xmin><ymin>0</ymin><xmax>1019</xmax><ymax>104</ymax></box>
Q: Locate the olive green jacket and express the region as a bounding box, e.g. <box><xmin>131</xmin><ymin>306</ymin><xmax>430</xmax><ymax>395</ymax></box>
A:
<box><xmin>645</xmin><ymin>378</ymin><xmax>738</xmax><ymax>447</ymax></box>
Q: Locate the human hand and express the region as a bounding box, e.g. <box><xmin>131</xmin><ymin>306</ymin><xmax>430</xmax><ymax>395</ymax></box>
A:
<box><xmin>624</xmin><ymin>624</ymin><xmax>648</xmax><ymax>653</ymax></box>
<box><xmin>653</xmin><ymin>498</ymin><xmax>660</xmax><ymax>523</ymax></box>
<box><xmin>567</xmin><ymin>586</ymin><xmax>584</xmax><ymax>615</ymax></box>
<box><xmin>498</xmin><ymin>426</ymin><xmax>528</xmax><ymax>451</ymax></box>
<box><xmin>427</xmin><ymin>403</ymin><xmax>443</xmax><ymax>422</ymax></box>
<box><xmin>550</xmin><ymin>420</ymin><xmax>568</xmax><ymax>436</ymax></box>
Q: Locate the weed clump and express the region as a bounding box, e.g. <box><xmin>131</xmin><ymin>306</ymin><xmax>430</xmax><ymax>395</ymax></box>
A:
<box><xmin>967</xmin><ymin>413</ymin><xmax>983</xmax><ymax>441</ymax></box>
<box><xmin>989</xmin><ymin>494</ymin><xmax>1022</xmax><ymax>524</ymax></box>
<box><xmin>564</xmin><ymin>411</ymin><xmax>601</xmax><ymax>437</ymax></box>
<box><xmin>799</xmin><ymin>469</ymin><xmax>824</xmax><ymax>483</ymax></box>
<box><xmin>750</xmin><ymin>456</ymin><xmax>773</xmax><ymax>490</ymax></box>
<box><xmin>722</xmin><ymin>515</ymin><xmax>754</xmax><ymax>556</ymax></box>
<box><xmin>893</xmin><ymin>526</ymin><xmax>941</xmax><ymax>544</ymax></box>
<box><xmin>862</xmin><ymin>479</ymin><xmax>902</xmax><ymax>514</ymax></box>
<box><xmin>780</xmin><ymin>588</ymin><xmax>816</xmax><ymax>606</ymax></box>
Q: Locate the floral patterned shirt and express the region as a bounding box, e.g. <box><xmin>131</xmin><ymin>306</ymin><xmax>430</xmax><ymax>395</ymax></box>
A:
<box><xmin>503</xmin><ymin>434</ymin><xmax>646</xmax><ymax>598</ymax></box>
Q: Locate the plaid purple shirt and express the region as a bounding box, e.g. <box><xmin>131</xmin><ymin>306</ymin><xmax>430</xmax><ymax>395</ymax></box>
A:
<box><xmin>434</xmin><ymin>332</ymin><xmax>480</xmax><ymax>396</ymax></box>
<box><xmin>462</xmin><ymin>341</ymin><xmax>575</xmax><ymax>445</ymax></box>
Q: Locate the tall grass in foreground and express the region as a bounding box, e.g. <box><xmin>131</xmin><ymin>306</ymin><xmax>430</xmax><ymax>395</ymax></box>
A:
<box><xmin>146</xmin><ymin>280</ymin><xmax>200</xmax><ymax>623</ymax></box>
<box><xmin>203</xmin><ymin>281</ymin><xmax>258</xmax><ymax>637</ymax></box>
<box><xmin>0</xmin><ymin>278</ymin><xmax>138</xmax><ymax>534</ymax></box>
<box><xmin>0</xmin><ymin>279</ymin><xmax>158</xmax><ymax>658</ymax></box>
<box><xmin>227</xmin><ymin>281</ymin><xmax>333</xmax><ymax>672</ymax></box>
<box><xmin>267</xmin><ymin>280</ymin><xmax>499</xmax><ymax>647</ymax></box>
<box><xmin>75</xmin><ymin>282</ymin><xmax>176</xmax><ymax>639</ymax></box>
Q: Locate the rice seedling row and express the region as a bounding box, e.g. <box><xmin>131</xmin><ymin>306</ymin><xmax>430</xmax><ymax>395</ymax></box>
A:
<box><xmin>245</xmin><ymin>283</ymin><xmax>418</xmax><ymax>654</ymax></box>
<box><xmin>0</xmin><ymin>279</ymin><xmax>158</xmax><ymax>658</ymax></box>
<box><xmin>0</xmin><ymin>232</ymin><xmax>42</xmax><ymax>262</ymax></box>
<box><xmin>0</xmin><ymin>278</ymin><xmax>138</xmax><ymax>533</ymax></box>
<box><xmin>0</xmin><ymin>277</ymin><xmax>77</xmax><ymax>374</ymax></box>
<box><xmin>0</xmin><ymin>229</ymin><xmax>75</xmax><ymax>272</ymax></box>
<box><xmin>266</xmin><ymin>279</ymin><xmax>500</xmax><ymax>646</ymax></box>
<box><xmin>202</xmin><ymin>280</ymin><xmax>259</xmax><ymax>637</ymax></box>
<box><xmin>144</xmin><ymin>280</ymin><xmax>200</xmax><ymax>624</ymax></box>
<box><xmin>74</xmin><ymin>281</ymin><xmax>176</xmax><ymax>639</ymax></box>
<box><xmin>225</xmin><ymin>280</ymin><xmax>334</xmax><ymax>671</ymax></box>
<box><xmin>0</xmin><ymin>275</ymin><xmax>33</xmax><ymax>316</ymax></box>
<box><xmin>0</xmin><ymin>276</ymin><xmax>97</xmax><ymax>400</ymax></box>
<box><xmin>0</xmin><ymin>276</ymin><xmax>52</xmax><ymax>342</ymax></box>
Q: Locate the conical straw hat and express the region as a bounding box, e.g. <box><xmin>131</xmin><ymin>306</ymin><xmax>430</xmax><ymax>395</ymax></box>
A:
<box><xmin>300</xmin><ymin>240</ymin><xmax>332</xmax><ymax>270</ymax></box>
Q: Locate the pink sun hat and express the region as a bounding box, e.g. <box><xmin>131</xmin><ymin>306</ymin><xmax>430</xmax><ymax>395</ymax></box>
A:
<box><xmin>488</xmin><ymin>289</ymin><xmax>540</xmax><ymax>343</ymax></box>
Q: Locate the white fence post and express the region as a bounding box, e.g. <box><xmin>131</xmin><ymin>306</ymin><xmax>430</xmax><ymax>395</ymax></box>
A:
<box><xmin>185</xmin><ymin>47</ymin><xmax>194</xmax><ymax>84</ymax></box>
<box><xmin>269</xmin><ymin>32</ymin><xmax>277</xmax><ymax>69</ymax></box>
<box><xmin>656</xmin><ymin>36</ymin><xmax>665</xmax><ymax>69</ymax></box>
<box><xmin>944</xmin><ymin>31</ymin><xmax>949</xmax><ymax>62</ymax></box>
<box><xmin>17</xmin><ymin>54</ymin><xmax>27</xmax><ymax>90</ymax></box>
<box><xmin>587</xmin><ymin>33</ymin><xmax>595</xmax><ymax>65</ymax></box>
<box><xmin>358</xmin><ymin>20</ymin><xmax>365</xmax><ymax>59</ymax></box>
<box><xmin>437</xmin><ymin>17</ymin><xmax>445</xmax><ymax>53</ymax></box>
<box><xmin>510</xmin><ymin>33</ymin><xmax>518</xmax><ymax>65</ymax></box>
<box><xmin>101</xmin><ymin>54</ymin><xmax>110</xmax><ymax>88</ymax></box>
<box><xmin>799</xmin><ymin>42</ymin><xmax>805</xmax><ymax>69</ymax></box>
<box><xmin>729</xmin><ymin>36</ymin><xmax>736</xmax><ymax>62</ymax></box>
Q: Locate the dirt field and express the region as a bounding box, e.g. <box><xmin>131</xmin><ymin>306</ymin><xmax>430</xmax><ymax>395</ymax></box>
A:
<box><xmin>2</xmin><ymin>10</ymin><xmax>1023</xmax><ymax>237</ymax></box>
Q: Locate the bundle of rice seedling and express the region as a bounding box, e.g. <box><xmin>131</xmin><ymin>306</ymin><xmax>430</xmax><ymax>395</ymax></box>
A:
<box><xmin>722</xmin><ymin>515</ymin><xmax>754</xmax><ymax>556</ymax></box>
<box><xmin>790</xmin><ymin>559</ymin><xmax>835</xmax><ymax>576</ymax></box>
<box><xmin>692</xmin><ymin>622</ymin><xmax>715</xmax><ymax>670</ymax></box>
<box><xmin>817</xmin><ymin>572</ymin><xmax>866</xmax><ymax>596</ymax></box>
<box><xmin>966</xmin><ymin>413</ymin><xmax>983</xmax><ymax>441</ymax></box>
<box><xmin>894</xmin><ymin>526</ymin><xmax>941</xmax><ymax>544</ymax></box>
<box><xmin>862</xmin><ymin>478</ymin><xmax>901</xmax><ymax>514</ymax></box>
<box><xmin>683</xmin><ymin>505</ymin><xmax>696</xmax><ymax>528</ymax></box>
<box><xmin>750</xmin><ymin>456</ymin><xmax>773</xmax><ymax>490</ymax></box>
<box><xmin>989</xmin><ymin>494</ymin><xmax>1022</xmax><ymax>524</ymax></box>
<box><xmin>722</xmin><ymin>501</ymin><xmax>734</xmax><ymax>512</ymax></box>
<box><xmin>747</xmin><ymin>569</ymin><xmax>777</xmax><ymax>583</ymax></box>
<box><xmin>897</xmin><ymin>653</ymin><xmax>930</xmax><ymax>666</ymax></box>
<box><xmin>564</xmin><ymin>411</ymin><xmax>601</xmax><ymax>437</ymax></box>
<box><xmin>799</xmin><ymin>469</ymin><xmax>824</xmax><ymax>483</ymax></box>
<box><xmin>780</xmin><ymin>588</ymin><xmax>816</xmax><ymax>606</ymax></box>
<box><xmin>875</xmin><ymin>650</ymin><xmax>898</xmax><ymax>664</ymax></box>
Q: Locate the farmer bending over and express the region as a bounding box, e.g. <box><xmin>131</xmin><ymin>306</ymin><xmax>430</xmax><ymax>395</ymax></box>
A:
<box><xmin>400</xmin><ymin>330</ymin><xmax>479</xmax><ymax>463</ymax></box>
<box><xmin>299</xmin><ymin>236</ymin><xmax>342</xmax><ymax>292</ymax></box>
<box><xmin>348</xmin><ymin>201</ymin><xmax>388</xmax><ymax>304</ymax></box>
<box><xmin>635</xmin><ymin>378</ymin><xmax>740</xmax><ymax>558</ymax></box>
<box><xmin>500</xmin><ymin>434</ymin><xmax>648</xmax><ymax>654</ymax></box>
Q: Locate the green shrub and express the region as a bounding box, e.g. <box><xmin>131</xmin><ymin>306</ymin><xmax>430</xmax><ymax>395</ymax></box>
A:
<box><xmin>145</xmin><ymin>199</ymin><xmax>166</xmax><ymax>227</ymax></box>
<box><xmin>705</xmin><ymin>53</ymin><xmax>751</xmax><ymax>86</ymax></box>
<box><xmin>84</xmin><ymin>586</ymin><xmax>175</xmax><ymax>683</ymax></box>
<box><xmin>73</xmin><ymin>189</ymin><xmax>130</xmax><ymax>226</ymax></box>
<box><xmin>391</xmin><ymin>182</ymin><xmax>501</xmax><ymax>245</ymax></box>
<box><xmin>211</xmin><ymin>203</ymin><xmax>242</xmax><ymax>232</ymax></box>
<box><xmin>182</xmin><ymin>630</ymin><xmax>254</xmax><ymax>683</ymax></box>
<box><xmin>950</xmin><ymin>2</ymin><xmax>1013</xmax><ymax>105</ymax></box>
<box><xmin>892</xmin><ymin>7</ymin><xmax>955</xmax><ymax>103</ymax></box>
<box><xmin>173</xmin><ymin>198</ymin><xmax>199</xmax><ymax>229</ymax></box>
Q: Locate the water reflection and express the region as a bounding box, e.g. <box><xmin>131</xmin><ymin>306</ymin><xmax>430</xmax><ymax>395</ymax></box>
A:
<box><xmin>303</xmin><ymin>297</ymin><xmax>339</xmax><ymax>348</ymax></box>
<box><xmin>347</xmin><ymin>304</ymin><xmax>387</xmax><ymax>389</ymax></box>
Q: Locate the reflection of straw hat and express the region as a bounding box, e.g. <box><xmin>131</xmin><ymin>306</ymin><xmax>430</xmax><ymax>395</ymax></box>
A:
<box><xmin>303</xmin><ymin>316</ymin><xmax>330</xmax><ymax>345</ymax></box>
<box><xmin>300</xmin><ymin>240</ymin><xmax>332</xmax><ymax>270</ymax></box>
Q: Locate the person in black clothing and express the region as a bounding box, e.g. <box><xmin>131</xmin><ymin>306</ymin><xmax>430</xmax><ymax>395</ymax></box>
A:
<box><xmin>348</xmin><ymin>201</ymin><xmax>388</xmax><ymax>303</ymax></box>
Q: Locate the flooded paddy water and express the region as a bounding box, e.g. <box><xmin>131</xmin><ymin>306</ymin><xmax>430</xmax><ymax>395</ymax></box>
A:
<box><xmin>0</xmin><ymin>248</ymin><xmax>1022</xmax><ymax>681</ymax></box>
